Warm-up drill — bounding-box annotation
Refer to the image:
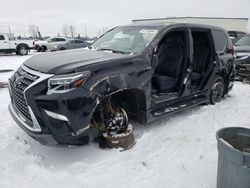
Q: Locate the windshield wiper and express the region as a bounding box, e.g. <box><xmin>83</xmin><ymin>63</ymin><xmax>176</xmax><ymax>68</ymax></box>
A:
<box><xmin>99</xmin><ymin>48</ymin><xmax>127</xmax><ymax>54</ymax></box>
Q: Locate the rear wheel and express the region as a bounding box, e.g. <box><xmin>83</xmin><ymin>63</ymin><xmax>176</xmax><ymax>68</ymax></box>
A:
<box><xmin>209</xmin><ymin>76</ymin><xmax>225</xmax><ymax>105</ymax></box>
<box><xmin>16</xmin><ymin>46</ymin><xmax>28</xmax><ymax>55</ymax></box>
<box><xmin>40</xmin><ymin>46</ymin><xmax>47</xmax><ymax>52</ymax></box>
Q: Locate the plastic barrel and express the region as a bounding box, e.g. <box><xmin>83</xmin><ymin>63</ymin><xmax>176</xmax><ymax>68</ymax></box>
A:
<box><xmin>216</xmin><ymin>127</ymin><xmax>250</xmax><ymax>188</ymax></box>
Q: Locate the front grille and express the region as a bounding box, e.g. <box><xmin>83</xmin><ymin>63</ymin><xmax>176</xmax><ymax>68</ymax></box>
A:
<box><xmin>9</xmin><ymin>67</ymin><xmax>39</xmax><ymax>122</ymax></box>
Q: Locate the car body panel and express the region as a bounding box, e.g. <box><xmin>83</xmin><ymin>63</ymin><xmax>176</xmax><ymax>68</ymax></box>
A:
<box><xmin>8</xmin><ymin>23</ymin><xmax>235</xmax><ymax>145</ymax></box>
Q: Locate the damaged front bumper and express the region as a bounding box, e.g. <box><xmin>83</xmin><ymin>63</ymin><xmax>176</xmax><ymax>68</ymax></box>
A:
<box><xmin>8</xmin><ymin>65</ymin><xmax>99</xmax><ymax>146</ymax></box>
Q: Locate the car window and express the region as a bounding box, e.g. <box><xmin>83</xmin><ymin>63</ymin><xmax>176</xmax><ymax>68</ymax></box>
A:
<box><xmin>0</xmin><ymin>35</ymin><xmax>5</xmax><ymax>40</ymax></box>
<box><xmin>92</xmin><ymin>26</ymin><xmax>160</xmax><ymax>54</ymax></box>
<box><xmin>237</xmin><ymin>33</ymin><xmax>246</xmax><ymax>39</ymax></box>
<box><xmin>212</xmin><ymin>30</ymin><xmax>228</xmax><ymax>52</ymax></box>
<box><xmin>228</xmin><ymin>31</ymin><xmax>236</xmax><ymax>38</ymax></box>
<box><xmin>235</xmin><ymin>36</ymin><xmax>250</xmax><ymax>46</ymax></box>
<box><xmin>56</xmin><ymin>38</ymin><xmax>66</xmax><ymax>42</ymax></box>
<box><xmin>51</xmin><ymin>38</ymin><xmax>57</xmax><ymax>42</ymax></box>
<box><xmin>76</xmin><ymin>40</ymin><xmax>84</xmax><ymax>44</ymax></box>
<box><xmin>69</xmin><ymin>40</ymin><xmax>75</xmax><ymax>44</ymax></box>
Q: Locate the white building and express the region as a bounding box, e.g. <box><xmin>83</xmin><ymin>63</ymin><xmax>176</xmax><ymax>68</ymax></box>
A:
<box><xmin>132</xmin><ymin>17</ymin><xmax>249</xmax><ymax>32</ymax></box>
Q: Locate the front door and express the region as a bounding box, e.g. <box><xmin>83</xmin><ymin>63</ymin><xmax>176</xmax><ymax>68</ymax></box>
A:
<box><xmin>150</xmin><ymin>28</ymin><xmax>191</xmax><ymax>115</ymax></box>
<box><xmin>0</xmin><ymin>35</ymin><xmax>10</xmax><ymax>50</ymax></box>
<box><xmin>151</xmin><ymin>29</ymin><xmax>188</xmax><ymax>97</ymax></box>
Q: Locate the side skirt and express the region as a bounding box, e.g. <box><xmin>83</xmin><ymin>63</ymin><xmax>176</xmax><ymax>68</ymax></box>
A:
<box><xmin>147</xmin><ymin>94</ymin><xmax>208</xmax><ymax>123</ymax></box>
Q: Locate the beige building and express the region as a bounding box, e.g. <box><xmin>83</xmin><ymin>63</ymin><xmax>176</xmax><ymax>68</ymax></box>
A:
<box><xmin>132</xmin><ymin>17</ymin><xmax>249</xmax><ymax>32</ymax></box>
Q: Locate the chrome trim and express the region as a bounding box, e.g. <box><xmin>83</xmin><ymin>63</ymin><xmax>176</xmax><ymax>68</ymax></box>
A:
<box><xmin>9</xmin><ymin>102</ymin><xmax>41</xmax><ymax>132</ymax></box>
<box><xmin>44</xmin><ymin>109</ymin><xmax>69</xmax><ymax>122</ymax></box>
<box><xmin>11</xmin><ymin>65</ymin><xmax>53</xmax><ymax>132</ymax></box>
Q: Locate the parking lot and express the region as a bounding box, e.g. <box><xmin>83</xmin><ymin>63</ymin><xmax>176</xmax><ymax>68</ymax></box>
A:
<box><xmin>0</xmin><ymin>54</ymin><xmax>250</xmax><ymax>188</ymax></box>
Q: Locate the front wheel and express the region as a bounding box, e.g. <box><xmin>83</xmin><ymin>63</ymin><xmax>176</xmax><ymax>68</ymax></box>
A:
<box><xmin>92</xmin><ymin>99</ymin><xmax>136</xmax><ymax>149</ymax></box>
<box><xmin>209</xmin><ymin>76</ymin><xmax>225</xmax><ymax>105</ymax></box>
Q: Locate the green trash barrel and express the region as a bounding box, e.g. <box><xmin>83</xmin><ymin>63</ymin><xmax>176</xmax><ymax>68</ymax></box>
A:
<box><xmin>216</xmin><ymin>127</ymin><xmax>250</xmax><ymax>188</ymax></box>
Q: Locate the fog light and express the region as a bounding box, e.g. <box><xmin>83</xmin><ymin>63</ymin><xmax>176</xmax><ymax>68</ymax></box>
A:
<box><xmin>44</xmin><ymin>110</ymin><xmax>69</xmax><ymax>122</ymax></box>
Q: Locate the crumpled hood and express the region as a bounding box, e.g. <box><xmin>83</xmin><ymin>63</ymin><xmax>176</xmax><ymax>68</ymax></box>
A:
<box><xmin>24</xmin><ymin>49</ymin><xmax>127</xmax><ymax>74</ymax></box>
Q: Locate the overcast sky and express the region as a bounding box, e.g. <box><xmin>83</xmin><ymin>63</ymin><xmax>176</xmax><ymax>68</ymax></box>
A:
<box><xmin>0</xmin><ymin>0</ymin><xmax>250</xmax><ymax>37</ymax></box>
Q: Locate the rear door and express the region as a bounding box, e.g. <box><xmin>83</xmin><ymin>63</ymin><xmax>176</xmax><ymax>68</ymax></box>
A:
<box><xmin>0</xmin><ymin>34</ymin><xmax>10</xmax><ymax>49</ymax></box>
<box><xmin>185</xmin><ymin>28</ymin><xmax>215</xmax><ymax>95</ymax></box>
<box><xmin>75</xmin><ymin>40</ymin><xmax>85</xmax><ymax>48</ymax></box>
<box><xmin>211</xmin><ymin>29</ymin><xmax>235</xmax><ymax>89</ymax></box>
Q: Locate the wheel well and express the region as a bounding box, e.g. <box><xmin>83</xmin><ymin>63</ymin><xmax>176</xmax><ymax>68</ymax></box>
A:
<box><xmin>94</xmin><ymin>89</ymin><xmax>147</xmax><ymax>124</ymax></box>
<box><xmin>16</xmin><ymin>43</ymin><xmax>29</xmax><ymax>50</ymax></box>
<box><xmin>41</xmin><ymin>45</ymin><xmax>47</xmax><ymax>50</ymax></box>
<box><xmin>216</xmin><ymin>70</ymin><xmax>228</xmax><ymax>94</ymax></box>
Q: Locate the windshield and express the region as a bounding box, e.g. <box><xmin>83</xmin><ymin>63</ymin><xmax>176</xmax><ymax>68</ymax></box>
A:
<box><xmin>91</xmin><ymin>26</ymin><xmax>160</xmax><ymax>54</ymax></box>
<box><xmin>235</xmin><ymin>36</ymin><xmax>250</xmax><ymax>46</ymax></box>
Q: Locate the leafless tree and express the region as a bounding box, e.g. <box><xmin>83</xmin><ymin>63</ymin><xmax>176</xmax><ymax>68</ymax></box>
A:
<box><xmin>69</xmin><ymin>25</ymin><xmax>76</xmax><ymax>38</ymax></box>
<box><xmin>62</xmin><ymin>25</ymin><xmax>69</xmax><ymax>37</ymax></box>
<box><xmin>29</xmin><ymin>24</ymin><xmax>38</xmax><ymax>38</ymax></box>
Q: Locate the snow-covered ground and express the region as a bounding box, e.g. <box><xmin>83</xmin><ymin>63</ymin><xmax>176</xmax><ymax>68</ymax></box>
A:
<box><xmin>0</xmin><ymin>53</ymin><xmax>250</xmax><ymax>188</ymax></box>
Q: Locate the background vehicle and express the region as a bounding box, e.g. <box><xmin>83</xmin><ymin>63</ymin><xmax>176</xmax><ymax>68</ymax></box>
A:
<box><xmin>228</xmin><ymin>31</ymin><xmax>246</xmax><ymax>44</ymax></box>
<box><xmin>234</xmin><ymin>35</ymin><xmax>250</xmax><ymax>81</ymax></box>
<box><xmin>0</xmin><ymin>33</ymin><xmax>34</xmax><ymax>55</ymax></box>
<box><xmin>234</xmin><ymin>34</ymin><xmax>250</xmax><ymax>58</ymax></box>
<box><xmin>57</xmin><ymin>39</ymin><xmax>89</xmax><ymax>50</ymax></box>
<box><xmin>8</xmin><ymin>23</ymin><xmax>235</xmax><ymax>146</ymax></box>
<box><xmin>37</xmin><ymin>37</ymin><xmax>67</xmax><ymax>52</ymax></box>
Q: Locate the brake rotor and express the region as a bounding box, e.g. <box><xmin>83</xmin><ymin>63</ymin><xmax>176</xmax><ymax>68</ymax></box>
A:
<box><xmin>103</xmin><ymin>124</ymin><xmax>136</xmax><ymax>150</ymax></box>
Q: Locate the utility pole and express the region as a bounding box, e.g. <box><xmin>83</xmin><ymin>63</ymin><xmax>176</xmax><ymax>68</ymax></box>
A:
<box><xmin>8</xmin><ymin>26</ymin><xmax>11</xmax><ymax>37</ymax></box>
<box><xmin>85</xmin><ymin>25</ymin><xmax>87</xmax><ymax>38</ymax></box>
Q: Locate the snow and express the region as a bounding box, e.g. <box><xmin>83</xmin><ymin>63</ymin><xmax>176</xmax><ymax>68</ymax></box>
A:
<box><xmin>1</xmin><ymin>54</ymin><xmax>250</xmax><ymax>188</ymax></box>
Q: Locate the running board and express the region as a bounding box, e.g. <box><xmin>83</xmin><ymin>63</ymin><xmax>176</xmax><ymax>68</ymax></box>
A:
<box><xmin>149</xmin><ymin>95</ymin><xmax>208</xmax><ymax>118</ymax></box>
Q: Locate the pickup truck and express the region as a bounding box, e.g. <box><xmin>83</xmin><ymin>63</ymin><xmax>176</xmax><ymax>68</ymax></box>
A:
<box><xmin>0</xmin><ymin>33</ymin><xmax>34</xmax><ymax>55</ymax></box>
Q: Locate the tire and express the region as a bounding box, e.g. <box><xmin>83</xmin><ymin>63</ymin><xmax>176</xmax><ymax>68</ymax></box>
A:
<box><xmin>16</xmin><ymin>46</ymin><xmax>28</xmax><ymax>56</ymax></box>
<box><xmin>59</xmin><ymin>48</ymin><xmax>66</xmax><ymax>51</ymax></box>
<box><xmin>209</xmin><ymin>75</ymin><xmax>225</xmax><ymax>105</ymax></box>
<box><xmin>40</xmin><ymin>46</ymin><xmax>47</xmax><ymax>52</ymax></box>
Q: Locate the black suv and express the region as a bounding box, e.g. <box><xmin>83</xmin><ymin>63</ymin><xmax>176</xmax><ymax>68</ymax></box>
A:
<box><xmin>8</xmin><ymin>23</ymin><xmax>235</xmax><ymax>145</ymax></box>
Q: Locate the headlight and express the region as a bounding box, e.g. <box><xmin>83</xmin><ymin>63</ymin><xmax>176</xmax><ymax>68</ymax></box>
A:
<box><xmin>47</xmin><ymin>71</ymin><xmax>90</xmax><ymax>94</ymax></box>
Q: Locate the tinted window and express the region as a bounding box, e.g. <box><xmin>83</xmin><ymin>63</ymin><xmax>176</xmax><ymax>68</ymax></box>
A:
<box><xmin>0</xmin><ymin>35</ymin><xmax>5</xmax><ymax>40</ymax></box>
<box><xmin>76</xmin><ymin>40</ymin><xmax>83</xmax><ymax>43</ymax></box>
<box><xmin>56</xmin><ymin>38</ymin><xmax>66</xmax><ymax>42</ymax></box>
<box><xmin>212</xmin><ymin>30</ymin><xmax>227</xmax><ymax>52</ymax></box>
<box><xmin>51</xmin><ymin>38</ymin><xmax>57</xmax><ymax>42</ymax></box>
<box><xmin>228</xmin><ymin>31</ymin><xmax>236</xmax><ymax>38</ymax></box>
<box><xmin>69</xmin><ymin>40</ymin><xmax>75</xmax><ymax>44</ymax></box>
